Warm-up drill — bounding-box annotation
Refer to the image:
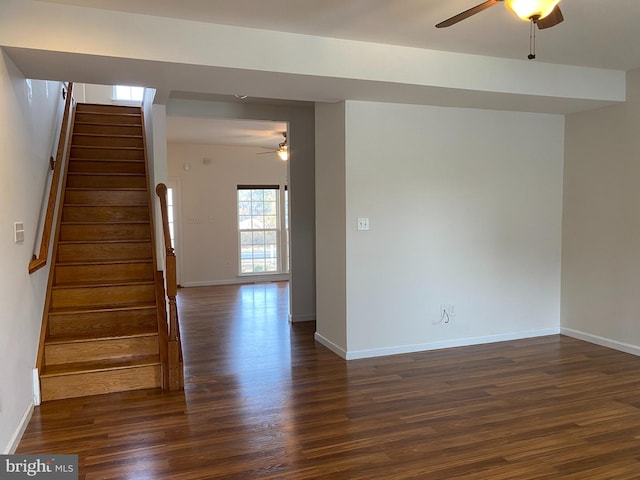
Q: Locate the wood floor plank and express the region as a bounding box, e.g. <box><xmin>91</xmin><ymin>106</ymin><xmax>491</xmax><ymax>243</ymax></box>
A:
<box><xmin>17</xmin><ymin>282</ymin><xmax>640</xmax><ymax>479</ymax></box>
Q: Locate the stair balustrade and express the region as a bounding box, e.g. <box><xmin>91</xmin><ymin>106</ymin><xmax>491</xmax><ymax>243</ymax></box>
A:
<box><xmin>155</xmin><ymin>183</ymin><xmax>184</xmax><ymax>390</ymax></box>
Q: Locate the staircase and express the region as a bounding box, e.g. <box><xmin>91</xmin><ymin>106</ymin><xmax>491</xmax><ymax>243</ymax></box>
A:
<box><xmin>39</xmin><ymin>103</ymin><xmax>162</xmax><ymax>402</ymax></box>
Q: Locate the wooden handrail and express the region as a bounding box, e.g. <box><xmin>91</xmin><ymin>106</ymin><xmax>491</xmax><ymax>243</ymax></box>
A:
<box><xmin>29</xmin><ymin>82</ymin><xmax>74</xmax><ymax>274</ymax></box>
<box><xmin>155</xmin><ymin>182</ymin><xmax>184</xmax><ymax>390</ymax></box>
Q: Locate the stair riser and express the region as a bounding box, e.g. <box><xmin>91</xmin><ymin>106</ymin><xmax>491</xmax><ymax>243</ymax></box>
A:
<box><xmin>59</xmin><ymin>223</ymin><xmax>151</xmax><ymax>242</ymax></box>
<box><xmin>57</xmin><ymin>242</ymin><xmax>152</xmax><ymax>263</ymax></box>
<box><xmin>62</xmin><ymin>206</ymin><xmax>149</xmax><ymax>223</ymax></box>
<box><xmin>72</xmin><ymin>135</ymin><xmax>144</xmax><ymax>148</ymax></box>
<box><xmin>68</xmin><ymin>160</ymin><xmax>146</xmax><ymax>175</ymax></box>
<box><xmin>76</xmin><ymin>104</ymin><xmax>141</xmax><ymax>115</ymax></box>
<box><xmin>65</xmin><ymin>189</ymin><xmax>148</xmax><ymax>206</ymax></box>
<box><xmin>40</xmin><ymin>364</ymin><xmax>161</xmax><ymax>401</ymax></box>
<box><xmin>48</xmin><ymin>308</ymin><xmax>157</xmax><ymax>337</ymax></box>
<box><xmin>55</xmin><ymin>262</ymin><xmax>154</xmax><ymax>285</ymax></box>
<box><xmin>74</xmin><ymin>112</ymin><xmax>142</xmax><ymax>125</ymax></box>
<box><xmin>73</xmin><ymin>123</ymin><xmax>142</xmax><ymax>136</ymax></box>
<box><xmin>66</xmin><ymin>174</ymin><xmax>147</xmax><ymax>189</ymax></box>
<box><xmin>51</xmin><ymin>284</ymin><xmax>156</xmax><ymax>309</ymax></box>
<box><xmin>70</xmin><ymin>146</ymin><xmax>144</xmax><ymax>161</ymax></box>
<box><xmin>45</xmin><ymin>336</ymin><xmax>159</xmax><ymax>365</ymax></box>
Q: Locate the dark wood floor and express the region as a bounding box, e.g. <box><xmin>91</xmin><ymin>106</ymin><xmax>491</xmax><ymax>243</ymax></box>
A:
<box><xmin>18</xmin><ymin>282</ymin><xmax>640</xmax><ymax>479</ymax></box>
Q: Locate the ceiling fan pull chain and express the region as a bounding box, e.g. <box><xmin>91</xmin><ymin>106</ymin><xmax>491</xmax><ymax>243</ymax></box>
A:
<box><xmin>528</xmin><ymin>18</ymin><xmax>536</xmax><ymax>59</ymax></box>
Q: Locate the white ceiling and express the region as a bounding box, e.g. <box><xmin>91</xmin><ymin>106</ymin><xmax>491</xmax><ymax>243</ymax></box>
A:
<box><xmin>166</xmin><ymin>116</ymin><xmax>287</xmax><ymax>149</ymax></box>
<box><xmin>39</xmin><ymin>0</ymin><xmax>640</xmax><ymax>71</ymax></box>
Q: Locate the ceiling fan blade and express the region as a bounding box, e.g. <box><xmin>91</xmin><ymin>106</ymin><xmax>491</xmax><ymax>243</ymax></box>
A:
<box><xmin>436</xmin><ymin>0</ymin><xmax>501</xmax><ymax>28</ymax></box>
<box><xmin>536</xmin><ymin>5</ymin><xmax>564</xmax><ymax>29</ymax></box>
<box><xmin>256</xmin><ymin>151</ymin><xmax>277</xmax><ymax>155</ymax></box>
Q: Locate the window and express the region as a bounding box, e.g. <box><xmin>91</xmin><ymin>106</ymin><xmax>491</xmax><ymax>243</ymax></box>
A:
<box><xmin>237</xmin><ymin>185</ymin><xmax>285</xmax><ymax>275</ymax></box>
<box><xmin>113</xmin><ymin>85</ymin><xmax>144</xmax><ymax>102</ymax></box>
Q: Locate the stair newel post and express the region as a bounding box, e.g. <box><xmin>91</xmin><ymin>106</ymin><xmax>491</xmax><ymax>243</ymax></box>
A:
<box><xmin>155</xmin><ymin>183</ymin><xmax>184</xmax><ymax>390</ymax></box>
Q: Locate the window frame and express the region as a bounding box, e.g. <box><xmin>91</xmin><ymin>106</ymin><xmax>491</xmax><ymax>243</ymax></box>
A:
<box><xmin>237</xmin><ymin>185</ymin><xmax>282</xmax><ymax>276</ymax></box>
<box><xmin>113</xmin><ymin>85</ymin><xmax>144</xmax><ymax>103</ymax></box>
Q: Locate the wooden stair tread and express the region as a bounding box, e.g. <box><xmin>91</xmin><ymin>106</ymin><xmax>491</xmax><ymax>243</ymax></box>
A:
<box><xmin>67</xmin><ymin>172</ymin><xmax>145</xmax><ymax>176</ymax></box>
<box><xmin>47</xmin><ymin>327</ymin><xmax>158</xmax><ymax>345</ymax></box>
<box><xmin>61</xmin><ymin>220</ymin><xmax>149</xmax><ymax>225</ymax></box>
<box><xmin>74</xmin><ymin>122</ymin><xmax>143</xmax><ymax>128</ymax></box>
<box><xmin>48</xmin><ymin>302</ymin><xmax>157</xmax><ymax>316</ymax></box>
<box><xmin>41</xmin><ymin>355</ymin><xmax>161</xmax><ymax>377</ymax></box>
<box><xmin>70</xmin><ymin>143</ymin><xmax>144</xmax><ymax>149</ymax></box>
<box><xmin>69</xmin><ymin>157</ymin><xmax>145</xmax><ymax>162</ymax></box>
<box><xmin>57</xmin><ymin>239</ymin><xmax>151</xmax><ymax>244</ymax></box>
<box><xmin>74</xmin><ymin>112</ymin><xmax>141</xmax><ymax>117</ymax></box>
<box><xmin>52</xmin><ymin>279</ymin><xmax>154</xmax><ymax>289</ymax></box>
<box><xmin>73</xmin><ymin>133</ymin><xmax>143</xmax><ymax>139</ymax></box>
<box><xmin>61</xmin><ymin>203</ymin><xmax>148</xmax><ymax>207</ymax></box>
<box><xmin>65</xmin><ymin>187</ymin><xmax>146</xmax><ymax>190</ymax></box>
<box><xmin>77</xmin><ymin>103</ymin><xmax>140</xmax><ymax>109</ymax></box>
<box><xmin>55</xmin><ymin>259</ymin><xmax>153</xmax><ymax>266</ymax></box>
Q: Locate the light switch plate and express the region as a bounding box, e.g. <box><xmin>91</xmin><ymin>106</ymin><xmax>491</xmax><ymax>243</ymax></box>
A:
<box><xmin>14</xmin><ymin>222</ymin><xmax>24</xmax><ymax>243</ymax></box>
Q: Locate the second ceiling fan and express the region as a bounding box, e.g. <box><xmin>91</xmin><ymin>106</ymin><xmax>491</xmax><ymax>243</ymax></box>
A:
<box><xmin>436</xmin><ymin>0</ymin><xmax>564</xmax><ymax>30</ymax></box>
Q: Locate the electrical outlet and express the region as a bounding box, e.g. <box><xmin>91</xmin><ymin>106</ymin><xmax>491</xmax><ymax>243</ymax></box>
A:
<box><xmin>438</xmin><ymin>304</ymin><xmax>455</xmax><ymax>324</ymax></box>
<box><xmin>357</xmin><ymin>217</ymin><xmax>370</xmax><ymax>231</ymax></box>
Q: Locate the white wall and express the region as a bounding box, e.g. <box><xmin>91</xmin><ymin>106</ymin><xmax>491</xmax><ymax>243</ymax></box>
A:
<box><xmin>0</xmin><ymin>49</ymin><xmax>62</xmax><ymax>452</ymax></box>
<box><xmin>315</xmin><ymin>102</ymin><xmax>347</xmax><ymax>354</ymax></box>
<box><xmin>561</xmin><ymin>68</ymin><xmax>640</xmax><ymax>354</ymax></box>
<box><xmin>167</xmin><ymin>143</ymin><xmax>288</xmax><ymax>286</ymax></box>
<box><xmin>316</xmin><ymin>100</ymin><xmax>565</xmax><ymax>359</ymax></box>
<box><xmin>148</xmin><ymin>102</ymin><xmax>168</xmax><ymax>270</ymax></box>
<box><xmin>72</xmin><ymin>83</ymin><xmax>113</xmax><ymax>104</ymax></box>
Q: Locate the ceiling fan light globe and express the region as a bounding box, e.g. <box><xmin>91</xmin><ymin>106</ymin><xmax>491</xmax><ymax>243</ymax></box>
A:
<box><xmin>278</xmin><ymin>146</ymin><xmax>289</xmax><ymax>161</ymax></box>
<box><xmin>505</xmin><ymin>0</ymin><xmax>560</xmax><ymax>21</ymax></box>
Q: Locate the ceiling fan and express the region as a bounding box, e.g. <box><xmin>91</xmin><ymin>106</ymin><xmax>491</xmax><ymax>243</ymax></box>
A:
<box><xmin>257</xmin><ymin>132</ymin><xmax>289</xmax><ymax>161</ymax></box>
<box><xmin>436</xmin><ymin>0</ymin><xmax>564</xmax><ymax>29</ymax></box>
<box><xmin>436</xmin><ymin>0</ymin><xmax>563</xmax><ymax>59</ymax></box>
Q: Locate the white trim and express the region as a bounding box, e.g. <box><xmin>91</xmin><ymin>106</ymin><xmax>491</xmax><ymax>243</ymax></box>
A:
<box><xmin>561</xmin><ymin>327</ymin><xmax>640</xmax><ymax>357</ymax></box>
<box><xmin>343</xmin><ymin>328</ymin><xmax>560</xmax><ymax>360</ymax></box>
<box><xmin>32</xmin><ymin>368</ymin><xmax>41</xmax><ymax>406</ymax></box>
<box><xmin>314</xmin><ymin>332</ymin><xmax>348</xmax><ymax>359</ymax></box>
<box><xmin>289</xmin><ymin>313</ymin><xmax>316</xmax><ymax>323</ymax></box>
<box><xmin>181</xmin><ymin>274</ymin><xmax>289</xmax><ymax>288</ymax></box>
<box><xmin>4</xmin><ymin>402</ymin><xmax>34</xmax><ymax>454</ymax></box>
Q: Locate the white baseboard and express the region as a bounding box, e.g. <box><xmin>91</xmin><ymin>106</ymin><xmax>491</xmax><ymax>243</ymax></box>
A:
<box><xmin>289</xmin><ymin>313</ymin><xmax>316</xmax><ymax>323</ymax></box>
<box><xmin>314</xmin><ymin>332</ymin><xmax>348</xmax><ymax>359</ymax></box>
<box><xmin>181</xmin><ymin>275</ymin><xmax>289</xmax><ymax>288</ymax></box>
<box><xmin>561</xmin><ymin>327</ymin><xmax>640</xmax><ymax>357</ymax></box>
<box><xmin>317</xmin><ymin>328</ymin><xmax>560</xmax><ymax>361</ymax></box>
<box><xmin>4</xmin><ymin>402</ymin><xmax>34</xmax><ymax>454</ymax></box>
